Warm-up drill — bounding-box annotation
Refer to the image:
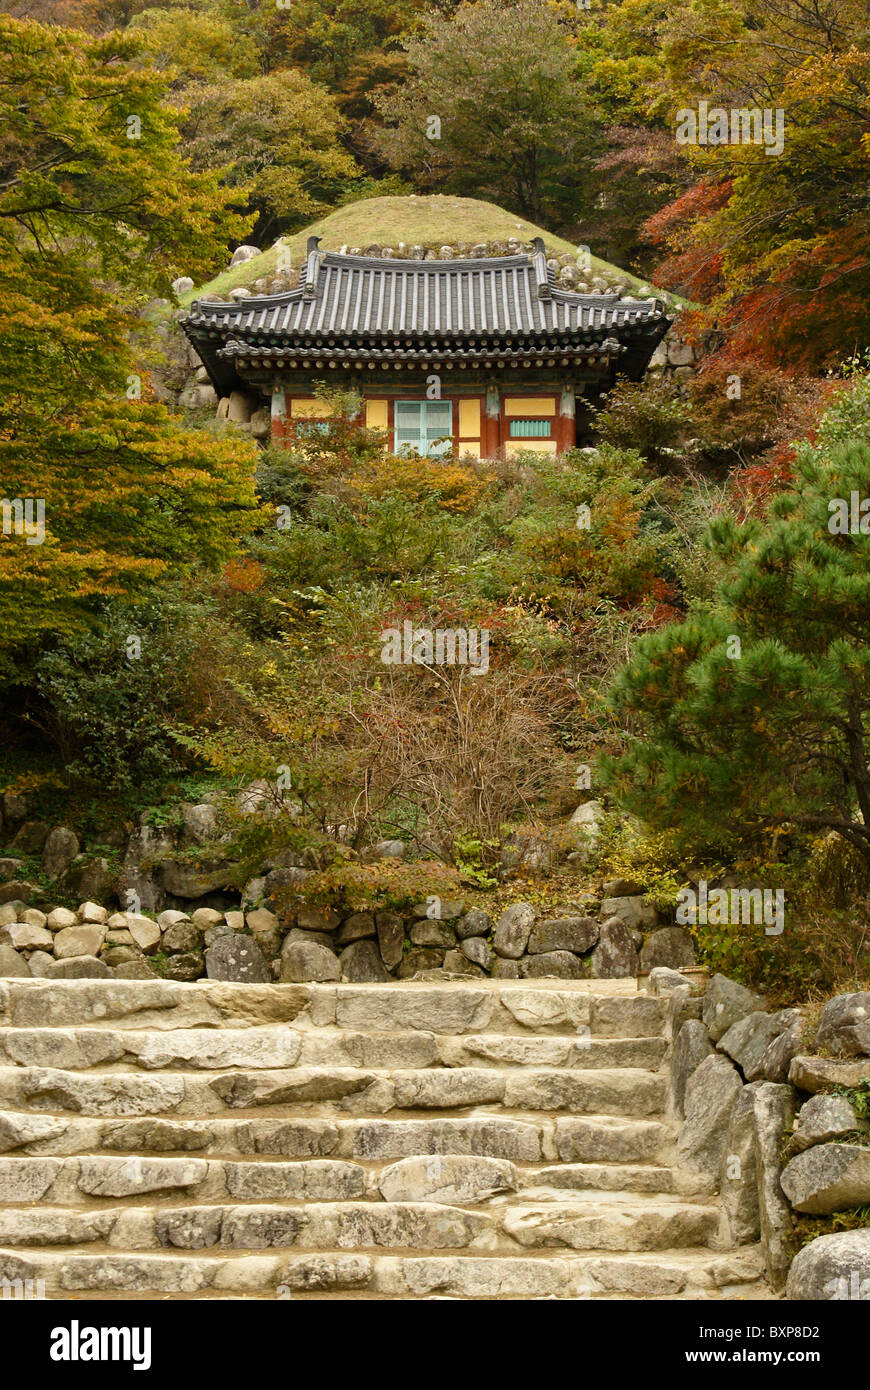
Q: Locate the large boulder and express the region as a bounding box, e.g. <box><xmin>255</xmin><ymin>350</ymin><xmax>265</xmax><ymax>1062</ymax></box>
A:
<box><xmin>0</xmin><ymin>882</ymin><xmax>35</xmax><ymax>906</ymax></box>
<box><xmin>520</xmin><ymin>951</ymin><xmax>584</xmax><ymax>979</ymax></box>
<box><xmin>2</xmin><ymin>922</ymin><xmax>53</xmax><ymax>952</ymax></box>
<box><xmin>671</xmin><ymin>1018</ymin><xmax>713</xmax><ymax>1116</ymax></box>
<box><xmin>498</xmin><ymin>827</ymin><xmax>553</xmax><ymax>877</ymax></box>
<box><xmin>280</xmin><ymin>939</ymin><xmax>341</xmax><ymax>983</ymax></box>
<box><xmin>179</xmin><ymin>802</ymin><xmax>218</xmax><ymax>847</ymax></box>
<box><xmin>120</xmin><ymin>824</ymin><xmax>175</xmax><ymax>915</ymax></box>
<box><xmin>204</xmin><ymin>933</ymin><xmax>270</xmax><ymax>983</ymax></box>
<box><xmin>0</xmin><ymin>944</ymin><xmax>30</xmax><ymax>977</ymax></box>
<box><xmin>815</xmin><ymin>992</ymin><xmax>870</xmax><ymax>1057</ymax></box>
<box><xmin>126</xmin><ymin>917</ymin><xmax>162</xmax><ymax>954</ymax></box>
<box><xmin>162</xmin><ymin>922</ymin><xmax>202</xmax><ymax>956</ymax></box>
<box><xmin>410</xmin><ymin>921</ymin><xmax>456</xmax><ymax>949</ymax></box>
<box><xmin>460</xmin><ymin>937</ymin><xmax>491</xmax><ymax>970</ymax></box>
<box><xmin>566</xmin><ymin>800</ymin><xmax>604</xmax><ymax>860</ymax></box>
<box><xmin>718</xmin><ymin>1009</ymin><xmax>795</xmax><ymax>1081</ymax></box>
<box><xmin>599</xmin><ymin>895</ymin><xmax>658</xmax><ymax>932</ymax></box>
<box><xmin>11</xmin><ymin>820</ymin><xmax>49</xmax><ymax>854</ymax></box>
<box><xmin>339</xmin><ymin>940</ymin><xmax>390</xmax><ymax>982</ymax></box>
<box><xmin>53</xmin><ymin>924</ymin><xmax>106</xmax><ymax>959</ymax></box>
<box><xmin>41</xmin><ymin>827</ymin><xmax>81</xmax><ymax>880</ymax></box>
<box><xmin>46</xmin><ymin>907</ymin><xmax>77</xmax><ymax>931</ymax></box>
<box><xmin>492</xmin><ymin>903</ymin><xmax>535</xmax><ymax>959</ymax></box>
<box><xmin>792</xmin><ymin>1093</ymin><xmax>868</xmax><ymax>1152</ymax></box>
<box><xmin>64</xmin><ymin>856</ymin><xmax>115</xmax><ymax>903</ymax></box>
<box><xmin>454</xmin><ymin>909</ymin><xmax>492</xmax><ymax>941</ymax></box>
<box><xmin>527</xmin><ymin>917</ymin><xmax>598</xmax><ymax>955</ymax></box>
<box><xmin>639</xmin><ymin>926</ymin><xmax>695</xmax><ymax>971</ymax></box>
<box><xmin>702</xmin><ymin>973</ymin><xmax>765</xmax><ymax>1042</ymax></box>
<box><xmin>786</xmin><ymin>1230</ymin><xmax>870</xmax><ymax>1300</ymax></box>
<box><xmin>762</xmin><ymin>1012</ymin><xmax>806</xmax><ymax>1082</ymax></box>
<box><xmin>164</xmin><ymin>952</ymin><xmax>204</xmax><ymax>982</ymax></box>
<box><xmin>589</xmin><ymin>917</ymin><xmax>638</xmax><ymax>978</ymax></box>
<box><xmin>789</xmin><ymin>1055</ymin><xmax>870</xmax><ymax>1093</ymax></box>
<box><xmin>648</xmin><ymin>967</ymin><xmax>693</xmax><ymax>996</ymax></box>
<box><xmin>230</xmin><ymin>245</ymin><xmax>260</xmax><ymax>266</ymax></box>
<box><xmin>161</xmin><ymin>859</ymin><xmax>233</xmax><ymax>898</ymax></box>
<box><xmin>721</xmin><ymin>1081</ymin><xmax>761</xmax><ymax>1245</ymax></box>
<box><xmin>48</xmin><ymin>955</ymin><xmax>112</xmax><ymax>978</ymax></box>
<box><xmin>677</xmin><ymin>1054</ymin><xmax>743</xmax><ymax>1177</ymax></box>
<box><xmin>753</xmin><ymin>1082</ymin><xmax>796</xmax><ymax>1291</ymax></box>
<box><xmin>375</xmin><ymin>911</ymin><xmax>404</xmax><ymax>971</ymax></box>
<box><xmin>781</xmin><ymin>1143</ymin><xmax>870</xmax><ymax>1215</ymax></box>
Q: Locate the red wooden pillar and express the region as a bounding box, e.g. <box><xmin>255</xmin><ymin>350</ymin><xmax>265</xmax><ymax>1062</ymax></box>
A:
<box><xmin>271</xmin><ymin>388</ymin><xmax>288</xmax><ymax>444</ymax></box>
<box><xmin>556</xmin><ymin>386</ymin><xmax>576</xmax><ymax>454</ymax></box>
<box><xmin>484</xmin><ymin>384</ymin><xmax>501</xmax><ymax>457</ymax></box>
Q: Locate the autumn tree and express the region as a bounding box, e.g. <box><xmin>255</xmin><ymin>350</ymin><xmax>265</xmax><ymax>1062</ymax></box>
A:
<box><xmin>647</xmin><ymin>0</ymin><xmax>870</xmax><ymax>366</ymax></box>
<box><xmin>372</xmin><ymin>0</ymin><xmax>595</xmax><ymax>222</ymax></box>
<box><xmin>183</xmin><ymin>70</ymin><xmax>360</xmax><ymax>240</ymax></box>
<box><xmin>601</xmin><ymin>372</ymin><xmax>870</xmax><ymax>867</ymax></box>
<box><xmin>0</xmin><ymin>17</ymin><xmax>260</xmax><ymax>674</ymax></box>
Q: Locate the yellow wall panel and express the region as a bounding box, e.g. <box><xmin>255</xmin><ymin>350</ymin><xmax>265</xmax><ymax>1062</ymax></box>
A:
<box><xmin>504</xmin><ymin>397</ymin><xmax>556</xmax><ymax>416</ymax></box>
<box><xmin>365</xmin><ymin>398</ymin><xmax>389</xmax><ymax>430</ymax></box>
<box><xmin>456</xmin><ymin>440</ymin><xmax>481</xmax><ymax>458</ymax></box>
<box><xmin>504</xmin><ymin>438</ymin><xmax>558</xmax><ymax>457</ymax></box>
<box><xmin>458</xmin><ymin>399</ymin><xmax>480</xmax><ymax>437</ymax></box>
<box><xmin>290</xmin><ymin>397</ymin><xmax>331</xmax><ymax>418</ymax></box>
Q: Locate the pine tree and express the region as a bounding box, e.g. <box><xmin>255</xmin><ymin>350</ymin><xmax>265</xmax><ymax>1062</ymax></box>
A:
<box><xmin>601</xmin><ymin>375</ymin><xmax>870</xmax><ymax>865</ymax></box>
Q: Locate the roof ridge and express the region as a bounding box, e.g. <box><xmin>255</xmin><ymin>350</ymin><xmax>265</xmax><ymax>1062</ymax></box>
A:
<box><xmin>320</xmin><ymin>250</ymin><xmax>539</xmax><ymax>271</ymax></box>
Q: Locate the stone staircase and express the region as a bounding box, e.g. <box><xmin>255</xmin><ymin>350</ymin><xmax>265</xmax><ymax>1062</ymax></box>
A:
<box><xmin>0</xmin><ymin>977</ymin><xmax>769</xmax><ymax>1300</ymax></box>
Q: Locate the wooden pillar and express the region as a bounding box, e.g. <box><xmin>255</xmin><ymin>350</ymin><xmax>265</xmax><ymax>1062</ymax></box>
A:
<box><xmin>270</xmin><ymin>387</ymin><xmax>288</xmax><ymax>444</ymax></box>
<box><xmin>556</xmin><ymin>384</ymin><xmax>575</xmax><ymax>454</ymax></box>
<box><xmin>484</xmin><ymin>384</ymin><xmax>501</xmax><ymax>457</ymax></box>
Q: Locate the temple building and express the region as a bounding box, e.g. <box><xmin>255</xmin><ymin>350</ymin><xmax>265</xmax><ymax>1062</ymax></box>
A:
<box><xmin>181</xmin><ymin>237</ymin><xmax>671</xmax><ymax>458</ymax></box>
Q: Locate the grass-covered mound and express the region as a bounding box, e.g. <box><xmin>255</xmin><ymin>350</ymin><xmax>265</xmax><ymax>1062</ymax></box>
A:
<box><xmin>179</xmin><ymin>194</ymin><xmax>681</xmax><ymax>307</ymax></box>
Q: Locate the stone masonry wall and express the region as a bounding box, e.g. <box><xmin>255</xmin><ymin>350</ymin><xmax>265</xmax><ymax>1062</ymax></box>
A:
<box><xmin>658</xmin><ymin>969</ymin><xmax>870</xmax><ymax>1298</ymax></box>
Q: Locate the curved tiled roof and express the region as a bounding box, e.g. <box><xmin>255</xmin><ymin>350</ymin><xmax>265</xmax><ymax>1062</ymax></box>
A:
<box><xmin>181</xmin><ymin>239</ymin><xmax>670</xmax><ymax>392</ymax></box>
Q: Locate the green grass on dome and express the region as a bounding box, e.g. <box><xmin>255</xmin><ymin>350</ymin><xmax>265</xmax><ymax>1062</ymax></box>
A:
<box><xmin>180</xmin><ymin>194</ymin><xmax>684</xmax><ymax>308</ymax></box>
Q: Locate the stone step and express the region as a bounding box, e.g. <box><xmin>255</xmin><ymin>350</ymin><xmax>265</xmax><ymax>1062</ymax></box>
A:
<box><xmin>0</xmin><ymin>980</ymin><xmax>666</xmax><ymax>1038</ymax></box>
<box><xmin>0</xmin><ymin>1027</ymin><xmax>668</xmax><ymax>1072</ymax></box>
<box><xmin>501</xmin><ymin>1199</ymin><xmax>721</xmax><ymax>1252</ymax></box>
<box><xmin>0</xmin><ymin>1109</ymin><xmax>673</xmax><ymax>1164</ymax></box>
<box><xmin>0</xmin><ymin>975</ymin><xmax>758</xmax><ymax>1302</ymax></box>
<box><xmin>0</xmin><ymin>1139</ymin><xmax>683</xmax><ymax>1206</ymax></box>
<box><xmin>518</xmin><ymin>1163</ymin><xmax>712</xmax><ymax>1197</ymax></box>
<box><xmin>371</xmin><ymin>1247</ymin><xmax>768</xmax><ymax>1300</ymax></box>
<box><xmin>0</xmin><ymin>1246</ymin><xmax>768</xmax><ymax>1299</ymax></box>
<box><xmin>0</xmin><ymin>1064</ymin><xmax>667</xmax><ymax>1118</ymax></box>
<box><xmin>0</xmin><ymin>1111</ymin><xmax>555</xmax><ymax>1160</ymax></box>
<box><xmin>0</xmin><ymin>1194</ymin><xmax>720</xmax><ymax>1255</ymax></box>
<box><xmin>0</xmin><ymin>1155</ymin><xmax>367</xmax><ymax>1205</ymax></box>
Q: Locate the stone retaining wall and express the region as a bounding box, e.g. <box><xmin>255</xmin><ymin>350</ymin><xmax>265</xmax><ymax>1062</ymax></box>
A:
<box><xmin>657</xmin><ymin>969</ymin><xmax>870</xmax><ymax>1298</ymax></box>
<box><xmin>0</xmin><ymin>889</ymin><xmax>698</xmax><ymax>987</ymax></box>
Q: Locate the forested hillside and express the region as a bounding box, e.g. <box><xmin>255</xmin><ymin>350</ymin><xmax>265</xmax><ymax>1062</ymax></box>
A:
<box><xmin>1</xmin><ymin>0</ymin><xmax>870</xmax><ymax>1001</ymax></box>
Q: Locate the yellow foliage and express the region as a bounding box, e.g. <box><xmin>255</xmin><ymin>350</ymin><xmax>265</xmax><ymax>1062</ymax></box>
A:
<box><xmin>348</xmin><ymin>454</ymin><xmax>491</xmax><ymax>513</ymax></box>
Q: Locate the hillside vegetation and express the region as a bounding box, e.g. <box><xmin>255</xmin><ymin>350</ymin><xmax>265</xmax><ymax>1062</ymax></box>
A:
<box><xmin>181</xmin><ymin>194</ymin><xmax>669</xmax><ymax>306</ymax></box>
<box><xmin>2</xmin><ymin>3</ymin><xmax>870</xmax><ymax>1000</ymax></box>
